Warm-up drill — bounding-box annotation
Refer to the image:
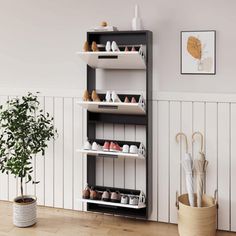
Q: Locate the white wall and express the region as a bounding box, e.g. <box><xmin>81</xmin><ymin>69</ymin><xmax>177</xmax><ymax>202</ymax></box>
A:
<box><xmin>1</xmin><ymin>0</ymin><xmax>236</xmax><ymax>93</ymax></box>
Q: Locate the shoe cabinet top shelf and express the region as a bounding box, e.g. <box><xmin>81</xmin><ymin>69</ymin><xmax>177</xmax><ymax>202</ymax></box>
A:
<box><xmin>77</xmin><ymin>51</ymin><xmax>146</xmax><ymax>70</ymax></box>
<box><xmin>77</xmin><ymin>100</ymin><xmax>145</xmax><ymax>115</ymax></box>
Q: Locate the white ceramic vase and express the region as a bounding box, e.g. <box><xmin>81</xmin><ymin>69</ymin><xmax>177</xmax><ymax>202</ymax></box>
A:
<box><xmin>132</xmin><ymin>4</ymin><xmax>142</xmax><ymax>30</ymax></box>
<box><xmin>13</xmin><ymin>195</ymin><xmax>37</xmax><ymax>227</ymax></box>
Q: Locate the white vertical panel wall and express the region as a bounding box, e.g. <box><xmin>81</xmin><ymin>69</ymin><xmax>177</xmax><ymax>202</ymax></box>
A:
<box><xmin>0</xmin><ymin>94</ymin><xmax>85</xmax><ymax>213</ymax></box>
<box><xmin>156</xmin><ymin>94</ymin><xmax>236</xmax><ymax>232</ymax></box>
<box><xmin>0</xmin><ymin>91</ymin><xmax>236</xmax><ymax>232</ymax></box>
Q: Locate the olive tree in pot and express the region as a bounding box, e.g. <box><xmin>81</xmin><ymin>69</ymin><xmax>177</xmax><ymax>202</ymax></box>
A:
<box><xmin>0</xmin><ymin>93</ymin><xmax>56</xmax><ymax>227</ymax></box>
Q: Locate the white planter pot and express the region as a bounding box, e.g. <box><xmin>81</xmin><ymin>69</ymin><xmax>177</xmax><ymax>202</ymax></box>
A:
<box><xmin>13</xmin><ymin>195</ymin><xmax>37</xmax><ymax>227</ymax></box>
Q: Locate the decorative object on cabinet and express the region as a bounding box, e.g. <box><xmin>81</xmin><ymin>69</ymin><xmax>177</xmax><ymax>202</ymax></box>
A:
<box><xmin>77</xmin><ymin>31</ymin><xmax>152</xmax><ymax>219</ymax></box>
<box><xmin>89</xmin><ymin>22</ymin><xmax>118</xmax><ymax>32</ymax></box>
<box><xmin>181</xmin><ymin>30</ymin><xmax>216</xmax><ymax>75</ymax></box>
<box><xmin>132</xmin><ymin>4</ymin><xmax>142</xmax><ymax>30</ymax></box>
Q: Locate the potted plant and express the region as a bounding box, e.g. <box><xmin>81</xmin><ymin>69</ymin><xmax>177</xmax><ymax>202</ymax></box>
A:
<box><xmin>0</xmin><ymin>93</ymin><xmax>56</xmax><ymax>227</ymax></box>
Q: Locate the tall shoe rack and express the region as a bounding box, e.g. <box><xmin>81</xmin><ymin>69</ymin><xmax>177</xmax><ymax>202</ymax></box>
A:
<box><xmin>77</xmin><ymin>30</ymin><xmax>153</xmax><ymax>219</ymax></box>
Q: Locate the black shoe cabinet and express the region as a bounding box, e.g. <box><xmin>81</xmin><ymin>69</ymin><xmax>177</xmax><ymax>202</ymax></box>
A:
<box><xmin>79</xmin><ymin>30</ymin><xmax>152</xmax><ymax>219</ymax></box>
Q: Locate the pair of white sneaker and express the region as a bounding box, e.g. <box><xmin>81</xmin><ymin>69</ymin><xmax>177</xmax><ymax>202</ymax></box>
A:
<box><xmin>105</xmin><ymin>41</ymin><xmax>120</xmax><ymax>52</ymax></box>
<box><xmin>105</xmin><ymin>91</ymin><xmax>121</xmax><ymax>103</ymax></box>
<box><xmin>84</xmin><ymin>140</ymin><xmax>102</xmax><ymax>151</ymax></box>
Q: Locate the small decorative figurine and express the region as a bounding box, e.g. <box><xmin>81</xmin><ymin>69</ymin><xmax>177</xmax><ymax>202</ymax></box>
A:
<box><xmin>101</xmin><ymin>21</ymin><xmax>108</xmax><ymax>27</ymax></box>
<box><xmin>91</xmin><ymin>41</ymin><xmax>99</xmax><ymax>52</ymax></box>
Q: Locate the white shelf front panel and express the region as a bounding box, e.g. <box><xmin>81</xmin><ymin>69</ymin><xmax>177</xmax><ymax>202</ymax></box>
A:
<box><xmin>76</xmin><ymin>51</ymin><xmax>146</xmax><ymax>69</ymax></box>
<box><xmin>76</xmin><ymin>149</ymin><xmax>145</xmax><ymax>160</ymax></box>
<box><xmin>77</xmin><ymin>101</ymin><xmax>145</xmax><ymax>115</ymax></box>
<box><xmin>79</xmin><ymin>198</ymin><xmax>146</xmax><ymax>209</ymax></box>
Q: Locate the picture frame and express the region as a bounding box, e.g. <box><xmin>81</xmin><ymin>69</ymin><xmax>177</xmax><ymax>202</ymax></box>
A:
<box><xmin>181</xmin><ymin>30</ymin><xmax>216</xmax><ymax>75</ymax></box>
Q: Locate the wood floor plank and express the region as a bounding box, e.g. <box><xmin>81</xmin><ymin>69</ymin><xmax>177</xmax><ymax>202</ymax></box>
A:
<box><xmin>0</xmin><ymin>201</ymin><xmax>235</xmax><ymax>236</ymax></box>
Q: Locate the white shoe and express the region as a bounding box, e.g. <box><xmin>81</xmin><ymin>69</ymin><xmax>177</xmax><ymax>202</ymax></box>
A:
<box><xmin>84</xmin><ymin>139</ymin><xmax>91</xmax><ymax>150</ymax></box>
<box><xmin>105</xmin><ymin>91</ymin><xmax>111</xmax><ymax>102</ymax></box>
<box><xmin>111</xmin><ymin>41</ymin><xmax>120</xmax><ymax>52</ymax></box>
<box><xmin>105</xmin><ymin>41</ymin><xmax>111</xmax><ymax>52</ymax></box>
<box><xmin>111</xmin><ymin>91</ymin><xmax>121</xmax><ymax>103</ymax></box>
<box><xmin>92</xmin><ymin>142</ymin><xmax>99</xmax><ymax>151</ymax></box>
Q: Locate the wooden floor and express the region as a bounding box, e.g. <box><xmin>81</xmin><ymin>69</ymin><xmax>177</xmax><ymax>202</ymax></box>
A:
<box><xmin>0</xmin><ymin>201</ymin><xmax>235</xmax><ymax>236</ymax></box>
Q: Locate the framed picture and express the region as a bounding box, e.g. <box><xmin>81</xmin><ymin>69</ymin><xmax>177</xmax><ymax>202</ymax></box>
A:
<box><xmin>181</xmin><ymin>30</ymin><xmax>216</xmax><ymax>75</ymax></box>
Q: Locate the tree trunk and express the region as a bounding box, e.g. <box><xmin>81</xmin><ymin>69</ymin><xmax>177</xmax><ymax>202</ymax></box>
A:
<box><xmin>20</xmin><ymin>177</ymin><xmax>24</xmax><ymax>201</ymax></box>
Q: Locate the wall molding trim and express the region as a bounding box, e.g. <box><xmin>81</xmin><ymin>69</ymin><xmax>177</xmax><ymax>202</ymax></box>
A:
<box><xmin>155</xmin><ymin>91</ymin><xmax>236</xmax><ymax>103</ymax></box>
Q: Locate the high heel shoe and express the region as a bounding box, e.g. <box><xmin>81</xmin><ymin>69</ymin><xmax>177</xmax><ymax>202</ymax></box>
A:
<box><xmin>91</xmin><ymin>41</ymin><xmax>99</xmax><ymax>52</ymax></box>
<box><xmin>83</xmin><ymin>90</ymin><xmax>90</xmax><ymax>101</ymax></box>
<box><xmin>91</xmin><ymin>90</ymin><xmax>101</xmax><ymax>102</ymax></box>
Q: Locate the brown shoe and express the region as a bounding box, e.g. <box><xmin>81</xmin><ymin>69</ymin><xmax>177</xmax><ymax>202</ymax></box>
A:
<box><xmin>82</xmin><ymin>184</ymin><xmax>90</xmax><ymax>199</ymax></box>
<box><xmin>91</xmin><ymin>41</ymin><xmax>99</xmax><ymax>52</ymax></box>
<box><xmin>83</xmin><ymin>41</ymin><xmax>90</xmax><ymax>52</ymax></box>
<box><xmin>83</xmin><ymin>90</ymin><xmax>90</xmax><ymax>101</ymax></box>
<box><xmin>91</xmin><ymin>90</ymin><xmax>101</xmax><ymax>102</ymax></box>
<box><xmin>90</xmin><ymin>187</ymin><xmax>97</xmax><ymax>200</ymax></box>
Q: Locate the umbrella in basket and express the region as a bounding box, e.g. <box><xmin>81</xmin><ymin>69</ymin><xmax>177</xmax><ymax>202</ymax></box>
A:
<box><xmin>176</xmin><ymin>132</ymin><xmax>194</xmax><ymax>207</ymax></box>
<box><xmin>192</xmin><ymin>132</ymin><xmax>208</xmax><ymax>207</ymax></box>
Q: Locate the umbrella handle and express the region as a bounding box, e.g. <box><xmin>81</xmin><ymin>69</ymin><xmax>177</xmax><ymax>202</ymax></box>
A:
<box><xmin>192</xmin><ymin>131</ymin><xmax>204</xmax><ymax>153</ymax></box>
<box><xmin>176</xmin><ymin>191</ymin><xmax>179</xmax><ymax>210</ymax></box>
<box><xmin>214</xmin><ymin>190</ymin><xmax>219</xmax><ymax>209</ymax></box>
<box><xmin>176</xmin><ymin>132</ymin><xmax>188</xmax><ymax>153</ymax></box>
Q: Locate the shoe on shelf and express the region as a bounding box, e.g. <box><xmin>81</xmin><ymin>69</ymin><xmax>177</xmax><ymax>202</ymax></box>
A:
<box><xmin>129</xmin><ymin>195</ymin><xmax>139</xmax><ymax>205</ymax></box>
<box><xmin>103</xmin><ymin>141</ymin><xmax>110</xmax><ymax>151</ymax></box>
<box><xmin>130</xmin><ymin>145</ymin><xmax>138</xmax><ymax>154</ymax></box>
<box><xmin>111</xmin><ymin>91</ymin><xmax>121</xmax><ymax>103</ymax></box>
<box><xmin>122</xmin><ymin>144</ymin><xmax>129</xmax><ymax>153</ymax></box>
<box><xmin>92</xmin><ymin>142</ymin><xmax>101</xmax><ymax>151</ymax></box>
<box><xmin>111</xmin><ymin>41</ymin><xmax>120</xmax><ymax>52</ymax></box>
<box><xmin>91</xmin><ymin>90</ymin><xmax>101</xmax><ymax>102</ymax></box>
<box><xmin>82</xmin><ymin>184</ymin><xmax>90</xmax><ymax>199</ymax></box>
<box><xmin>124</xmin><ymin>96</ymin><xmax>130</xmax><ymax>103</ymax></box>
<box><xmin>131</xmin><ymin>46</ymin><xmax>136</xmax><ymax>52</ymax></box>
<box><xmin>105</xmin><ymin>41</ymin><xmax>111</xmax><ymax>52</ymax></box>
<box><xmin>83</xmin><ymin>90</ymin><xmax>90</xmax><ymax>102</ymax></box>
<box><xmin>91</xmin><ymin>41</ymin><xmax>99</xmax><ymax>52</ymax></box>
<box><xmin>121</xmin><ymin>195</ymin><xmax>129</xmax><ymax>204</ymax></box>
<box><xmin>111</xmin><ymin>191</ymin><xmax>121</xmax><ymax>203</ymax></box>
<box><xmin>90</xmin><ymin>187</ymin><xmax>97</xmax><ymax>200</ymax></box>
<box><xmin>83</xmin><ymin>41</ymin><xmax>90</xmax><ymax>52</ymax></box>
<box><xmin>84</xmin><ymin>139</ymin><xmax>91</xmax><ymax>150</ymax></box>
<box><xmin>102</xmin><ymin>189</ymin><xmax>110</xmax><ymax>201</ymax></box>
<box><xmin>105</xmin><ymin>91</ymin><xmax>111</xmax><ymax>102</ymax></box>
<box><xmin>96</xmin><ymin>191</ymin><xmax>102</xmax><ymax>200</ymax></box>
<box><xmin>131</xmin><ymin>97</ymin><xmax>137</xmax><ymax>103</ymax></box>
<box><xmin>110</xmin><ymin>142</ymin><xmax>122</xmax><ymax>152</ymax></box>
<box><xmin>124</xmin><ymin>46</ymin><xmax>129</xmax><ymax>52</ymax></box>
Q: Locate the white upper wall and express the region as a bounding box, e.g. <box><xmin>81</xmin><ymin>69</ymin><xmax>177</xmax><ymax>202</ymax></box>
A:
<box><xmin>0</xmin><ymin>0</ymin><xmax>236</xmax><ymax>93</ymax></box>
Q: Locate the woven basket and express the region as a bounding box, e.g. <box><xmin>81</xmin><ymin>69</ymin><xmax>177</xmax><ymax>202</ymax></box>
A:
<box><xmin>176</xmin><ymin>192</ymin><xmax>217</xmax><ymax>236</ymax></box>
<box><xmin>13</xmin><ymin>195</ymin><xmax>37</xmax><ymax>228</ymax></box>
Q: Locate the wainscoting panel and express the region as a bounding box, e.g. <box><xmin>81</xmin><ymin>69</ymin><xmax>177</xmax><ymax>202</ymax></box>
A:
<box><xmin>0</xmin><ymin>90</ymin><xmax>236</xmax><ymax>232</ymax></box>
<box><xmin>156</xmin><ymin>93</ymin><xmax>236</xmax><ymax>232</ymax></box>
<box><xmin>0</xmin><ymin>94</ymin><xmax>84</xmax><ymax>213</ymax></box>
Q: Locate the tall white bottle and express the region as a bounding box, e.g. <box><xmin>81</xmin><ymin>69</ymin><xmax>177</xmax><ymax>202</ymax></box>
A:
<box><xmin>132</xmin><ymin>4</ymin><xmax>142</xmax><ymax>30</ymax></box>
